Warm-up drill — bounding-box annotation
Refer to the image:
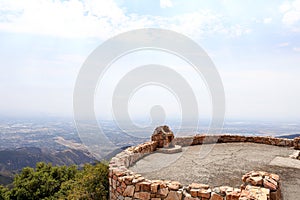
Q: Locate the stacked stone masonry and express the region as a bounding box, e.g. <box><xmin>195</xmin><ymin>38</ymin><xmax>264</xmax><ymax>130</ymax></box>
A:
<box><xmin>109</xmin><ymin>135</ymin><xmax>300</xmax><ymax>200</ymax></box>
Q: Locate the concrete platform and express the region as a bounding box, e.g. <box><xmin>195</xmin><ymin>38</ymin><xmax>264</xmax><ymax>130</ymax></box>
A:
<box><xmin>129</xmin><ymin>143</ymin><xmax>300</xmax><ymax>200</ymax></box>
<box><xmin>270</xmin><ymin>156</ymin><xmax>300</xmax><ymax>169</ymax></box>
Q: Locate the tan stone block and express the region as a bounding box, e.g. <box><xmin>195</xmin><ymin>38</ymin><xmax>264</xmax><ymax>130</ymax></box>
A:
<box><xmin>115</xmin><ymin>170</ymin><xmax>126</xmax><ymax>177</ymax></box>
<box><xmin>184</xmin><ymin>197</ymin><xmax>200</xmax><ymax>200</ymax></box>
<box><xmin>239</xmin><ymin>190</ymin><xmax>250</xmax><ymax>199</ymax></box>
<box><xmin>269</xmin><ymin>173</ymin><xmax>280</xmax><ymax>182</ymax></box>
<box><xmin>138</xmin><ymin>181</ymin><xmax>152</xmax><ymax>192</ymax></box>
<box><xmin>123</xmin><ymin>175</ymin><xmax>134</xmax><ymax>184</ymax></box>
<box><xmin>251</xmin><ymin>172</ymin><xmax>260</xmax><ymax>177</ymax></box>
<box><xmin>121</xmin><ymin>181</ymin><xmax>127</xmax><ymax>189</ymax></box>
<box><xmin>198</xmin><ymin>188</ymin><xmax>211</xmax><ymax>199</ymax></box>
<box><xmin>134</xmin><ymin>174</ymin><xmax>142</xmax><ymax>178</ymax></box>
<box><xmin>135</xmin><ymin>183</ymin><xmax>141</xmax><ymax>192</ymax></box>
<box><xmin>134</xmin><ymin>192</ymin><xmax>151</xmax><ymax>200</ymax></box>
<box><xmin>263</xmin><ymin>177</ymin><xmax>277</xmax><ymax>191</ymax></box>
<box><xmin>257</xmin><ymin>171</ymin><xmax>270</xmax><ymax>177</ymax></box>
<box><xmin>159</xmin><ymin>182</ymin><xmax>167</xmax><ymax>189</ymax></box>
<box><xmin>165</xmin><ymin>190</ymin><xmax>182</xmax><ymax>200</ymax></box>
<box><xmin>116</xmin><ymin>186</ymin><xmax>122</xmax><ymax>194</ymax></box>
<box><xmin>118</xmin><ymin>176</ymin><xmax>124</xmax><ymax>182</ymax></box>
<box><xmin>285</xmin><ymin>139</ymin><xmax>293</xmax><ymax>147</ymax></box>
<box><xmin>167</xmin><ymin>181</ymin><xmax>181</xmax><ymax>190</ymax></box>
<box><xmin>151</xmin><ymin>183</ymin><xmax>159</xmax><ymax>193</ymax></box>
<box><xmin>233</xmin><ymin>188</ymin><xmax>241</xmax><ymax>193</ymax></box>
<box><xmin>238</xmin><ymin>197</ymin><xmax>249</xmax><ymax>200</ymax></box>
<box><xmin>294</xmin><ymin>137</ymin><xmax>300</xmax><ymax>149</ymax></box>
<box><xmin>219</xmin><ymin>186</ymin><xmax>233</xmax><ymax>196</ymax></box>
<box><xmin>248</xmin><ymin>176</ymin><xmax>263</xmax><ymax>186</ymax></box>
<box><xmin>190</xmin><ymin>188</ymin><xmax>199</xmax><ymax>197</ymax></box>
<box><xmin>242</xmin><ymin>175</ymin><xmax>249</xmax><ymax>182</ymax></box>
<box><xmin>123</xmin><ymin>185</ymin><xmax>135</xmax><ymax>197</ymax></box>
<box><xmin>240</xmin><ymin>183</ymin><xmax>246</xmax><ymax>190</ymax></box>
<box><xmin>133</xmin><ymin>177</ymin><xmax>145</xmax><ymax>184</ymax></box>
<box><xmin>189</xmin><ymin>183</ymin><xmax>210</xmax><ymax>189</ymax></box>
<box><xmin>110</xmin><ymin>191</ymin><xmax>117</xmax><ymax>200</ymax></box>
<box><xmin>211</xmin><ymin>192</ymin><xmax>224</xmax><ymax>200</ymax></box>
<box><xmin>158</xmin><ymin>188</ymin><xmax>169</xmax><ymax>197</ymax></box>
<box><xmin>244</xmin><ymin>185</ymin><xmax>270</xmax><ymax>200</ymax></box>
<box><xmin>226</xmin><ymin>191</ymin><xmax>241</xmax><ymax>200</ymax></box>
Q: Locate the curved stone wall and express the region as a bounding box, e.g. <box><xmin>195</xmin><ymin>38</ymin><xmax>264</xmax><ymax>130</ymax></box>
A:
<box><xmin>109</xmin><ymin>135</ymin><xmax>300</xmax><ymax>200</ymax></box>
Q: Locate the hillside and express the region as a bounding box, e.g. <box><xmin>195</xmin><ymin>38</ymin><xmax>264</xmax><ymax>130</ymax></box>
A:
<box><xmin>277</xmin><ymin>133</ymin><xmax>300</xmax><ymax>139</ymax></box>
<box><xmin>0</xmin><ymin>162</ymin><xmax>109</xmax><ymax>199</ymax></box>
<box><xmin>0</xmin><ymin>147</ymin><xmax>96</xmax><ymax>185</ymax></box>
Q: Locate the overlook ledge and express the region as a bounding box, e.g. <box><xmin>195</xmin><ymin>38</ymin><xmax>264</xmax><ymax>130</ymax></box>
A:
<box><xmin>109</xmin><ymin>127</ymin><xmax>300</xmax><ymax>200</ymax></box>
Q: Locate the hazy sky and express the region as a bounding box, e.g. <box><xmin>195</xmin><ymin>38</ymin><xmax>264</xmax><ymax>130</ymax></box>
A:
<box><xmin>0</xmin><ymin>0</ymin><xmax>300</xmax><ymax>121</ymax></box>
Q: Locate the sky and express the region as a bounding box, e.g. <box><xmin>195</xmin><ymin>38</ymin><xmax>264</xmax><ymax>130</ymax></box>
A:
<box><xmin>0</xmin><ymin>0</ymin><xmax>300</xmax><ymax>122</ymax></box>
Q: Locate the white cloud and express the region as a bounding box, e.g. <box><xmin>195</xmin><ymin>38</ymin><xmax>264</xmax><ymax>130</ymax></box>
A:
<box><xmin>0</xmin><ymin>0</ymin><xmax>132</xmax><ymax>38</ymax></box>
<box><xmin>159</xmin><ymin>11</ymin><xmax>251</xmax><ymax>38</ymax></box>
<box><xmin>0</xmin><ymin>0</ymin><xmax>251</xmax><ymax>40</ymax></box>
<box><xmin>263</xmin><ymin>17</ymin><xmax>272</xmax><ymax>24</ymax></box>
<box><xmin>279</xmin><ymin>1</ymin><xmax>291</xmax><ymax>13</ymax></box>
<box><xmin>280</xmin><ymin>0</ymin><xmax>300</xmax><ymax>26</ymax></box>
<box><xmin>278</xmin><ymin>42</ymin><xmax>289</xmax><ymax>47</ymax></box>
<box><xmin>160</xmin><ymin>0</ymin><xmax>173</xmax><ymax>8</ymax></box>
<box><xmin>282</xmin><ymin>10</ymin><xmax>300</xmax><ymax>25</ymax></box>
<box><xmin>293</xmin><ymin>47</ymin><xmax>300</xmax><ymax>52</ymax></box>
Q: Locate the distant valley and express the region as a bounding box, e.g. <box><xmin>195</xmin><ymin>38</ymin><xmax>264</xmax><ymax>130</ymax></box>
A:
<box><xmin>0</xmin><ymin>119</ymin><xmax>300</xmax><ymax>185</ymax></box>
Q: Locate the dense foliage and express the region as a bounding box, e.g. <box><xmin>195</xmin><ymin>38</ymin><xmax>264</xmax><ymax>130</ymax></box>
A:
<box><xmin>0</xmin><ymin>162</ymin><xmax>109</xmax><ymax>200</ymax></box>
<box><xmin>0</xmin><ymin>185</ymin><xmax>9</xmax><ymax>200</ymax></box>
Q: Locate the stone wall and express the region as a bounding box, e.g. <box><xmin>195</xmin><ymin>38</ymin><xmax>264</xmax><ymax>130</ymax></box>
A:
<box><xmin>294</xmin><ymin>137</ymin><xmax>300</xmax><ymax>150</ymax></box>
<box><xmin>109</xmin><ymin>135</ymin><xmax>299</xmax><ymax>200</ymax></box>
<box><xmin>173</xmin><ymin>135</ymin><xmax>294</xmax><ymax>147</ymax></box>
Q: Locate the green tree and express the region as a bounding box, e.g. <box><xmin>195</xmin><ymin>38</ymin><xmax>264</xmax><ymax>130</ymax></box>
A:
<box><xmin>9</xmin><ymin>162</ymin><xmax>77</xmax><ymax>200</ymax></box>
<box><xmin>0</xmin><ymin>185</ymin><xmax>9</xmax><ymax>200</ymax></box>
<box><xmin>2</xmin><ymin>161</ymin><xmax>109</xmax><ymax>200</ymax></box>
<box><xmin>60</xmin><ymin>162</ymin><xmax>109</xmax><ymax>200</ymax></box>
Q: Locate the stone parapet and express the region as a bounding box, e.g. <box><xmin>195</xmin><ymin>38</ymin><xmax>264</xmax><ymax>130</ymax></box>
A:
<box><xmin>294</xmin><ymin>137</ymin><xmax>300</xmax><ymax>150</ymax></box>
<box><xmin>109</xmin><ymin>134</ymin><xmax>298</xmax><ymax>200</ymax></box>
<box><xmin>173</xmin><ymin>134</ymin><xmax>294</xmax><ymax>148</ymax></box>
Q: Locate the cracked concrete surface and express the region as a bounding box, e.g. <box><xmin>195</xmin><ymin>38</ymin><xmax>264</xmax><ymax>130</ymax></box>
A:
<box><xmin>129</xmin><ymin>143</ymin><xmax>300</xmax><ymax>200</ymax></box>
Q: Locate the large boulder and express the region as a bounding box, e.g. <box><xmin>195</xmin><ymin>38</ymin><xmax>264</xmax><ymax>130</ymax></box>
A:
<box><xmin>151</xmin><ymin>125</ymin><xmax>175</xmax><ymax>148</ymax></box>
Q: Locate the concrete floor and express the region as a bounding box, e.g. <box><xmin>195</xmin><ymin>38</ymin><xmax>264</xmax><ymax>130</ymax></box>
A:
<box><xmin>129</xmin><ymin>143</ymin><xmax>300</xmax><ymax>200</ymax></box>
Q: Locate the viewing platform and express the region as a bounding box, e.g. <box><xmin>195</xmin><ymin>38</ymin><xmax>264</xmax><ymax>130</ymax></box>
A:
<box><xmin>109</xmin><ymin>126</ymin><xmax>300</xmax><ymax>200</ymax></box>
